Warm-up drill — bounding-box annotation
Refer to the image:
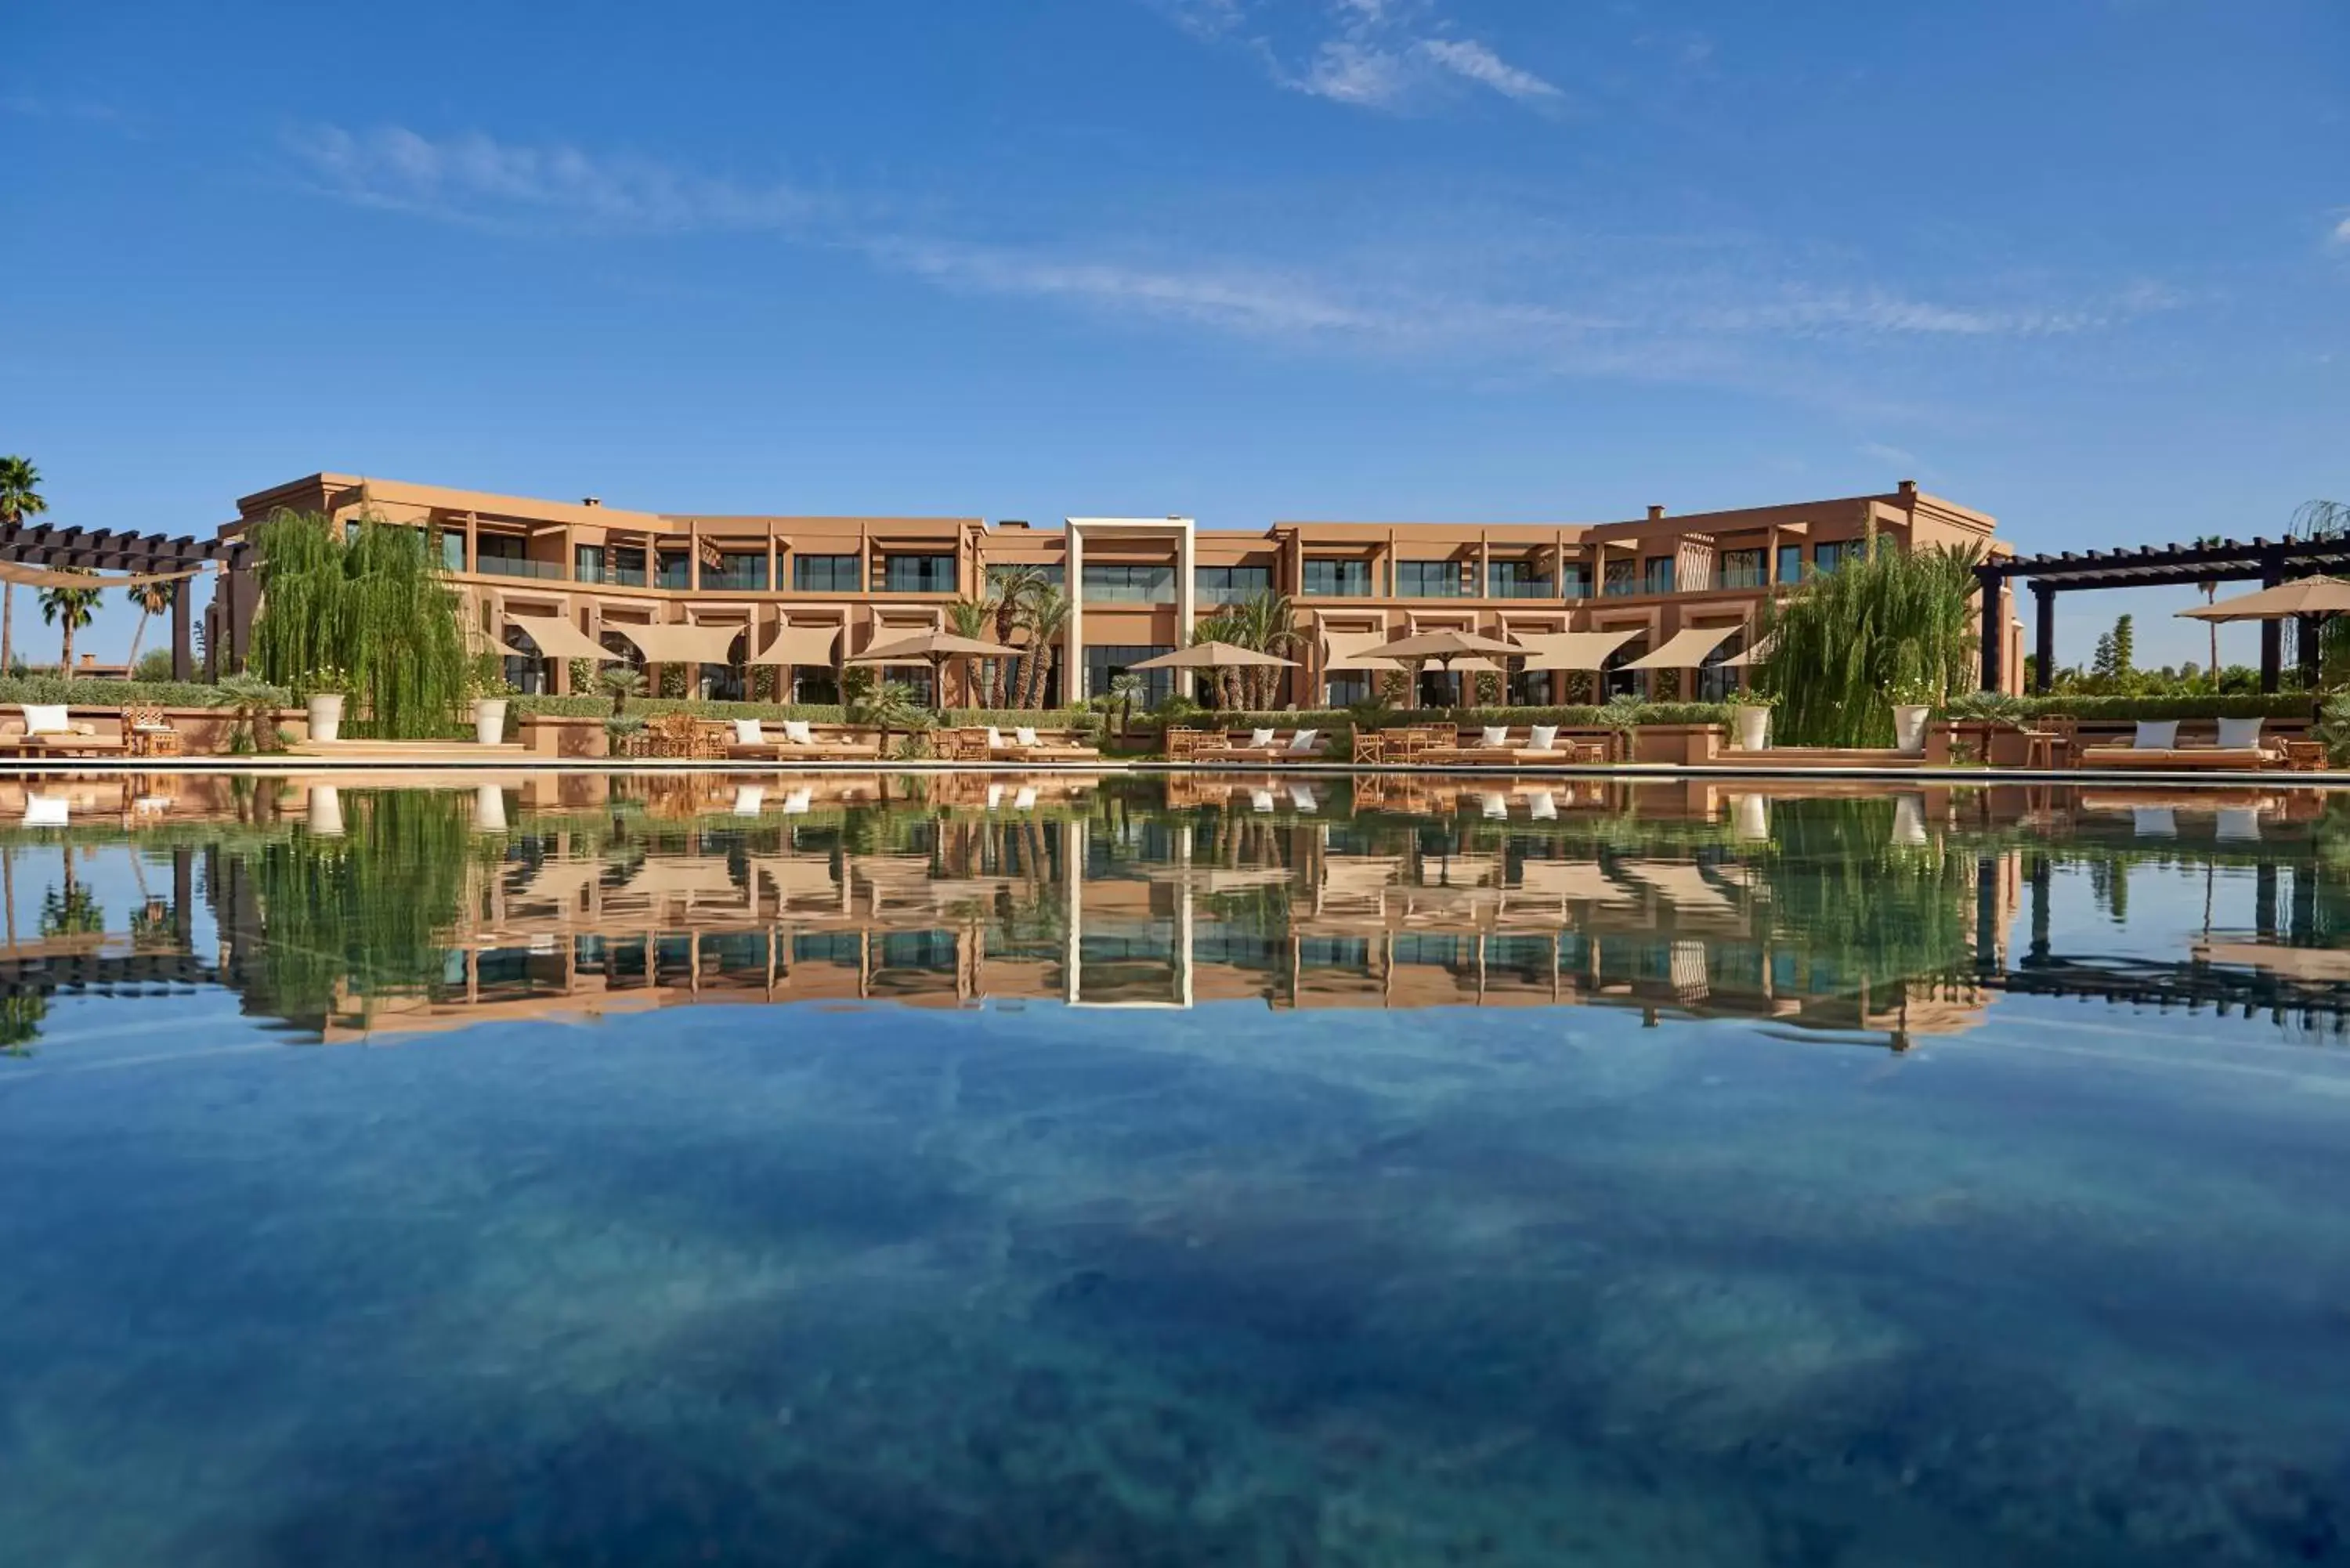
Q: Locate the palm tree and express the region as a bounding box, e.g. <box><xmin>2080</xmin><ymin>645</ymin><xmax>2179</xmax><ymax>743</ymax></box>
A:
<box><xmin>1108</xmin><ymin>670</ymin><xmax>1146</xmax><ymax>745</ymax></box>
<box><xmin>1191</xmin><ymin>609</ymin><xmax>1249</xmax><ymax>709</ymax></box>
<box><xmin>1231</xmin><ymin>589</ymin><xmax>1301</xmax><ymax>709</ymax></box>
<box><xmin>1018</xmin><ymin>587</ymin><xmax>1072</xmax><ymax>709</ymax></box>
<box><xmin>987</xmin><ymin>568</ymin><xmax>1043</xmax><ymax>706</ymax></box>
<box><xmin>597</xmin><ymin>663</ymin><xmax>646</xmax><ymax>717</ymax></box>
<box><xmin>2193</xmin><ymin>534</ymin><xmax>2224</xmax><ymax>688</ymax></box>
<box><xmin>38</xmin><ymin>580</ymin><xmax>100</xmax><ymax>682</ymax></box>
<box><xmin>946</xmin><ymin>596</ymin><xmax>996</xmax><ymax>708</ymax></box>
<box><xmin>0</xmin><ymin>457</ymin><xmax>49</xmax><ymax>673</ymax></box>
<box><xmin>850</xmin><ymin>677</ymin><xmax>929</xmax><ymax>756</ymax></box>
<box><xmin>125</xmin><ymin>578</ymin><xmax>179</xmax><ymax>671</ymax></box>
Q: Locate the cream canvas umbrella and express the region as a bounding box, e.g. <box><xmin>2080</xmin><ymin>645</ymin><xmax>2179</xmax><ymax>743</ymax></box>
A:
<box><xmin>1362</xmin><ymin>627</ymin><xmax>1524</xmax><ymax>706</ymax></box>
<box><xmin>2178</xmin><ymin>576</ymin><xmax>2350</xmax><ymax>692</ymax></box>
<box><xmin>2177</xmin><ymin>576</ymin><xmax>2350</xmax><ymax>622</ymax></box>
<box><xmin>1126</xmin><ymin>641</ymin><xmax>1296</xmax><ymax>671</ymax></box>
<box><xmin>848</xmin><ymin>628</ymin><xmax>1021</xmax><ymax>710</ymax></box>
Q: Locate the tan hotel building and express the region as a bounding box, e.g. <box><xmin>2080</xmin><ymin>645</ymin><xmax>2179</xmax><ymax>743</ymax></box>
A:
<box><xmin>220</xmin><ymin>473</ymin><xmax>2022</xmax><ymax>704</ymax></box>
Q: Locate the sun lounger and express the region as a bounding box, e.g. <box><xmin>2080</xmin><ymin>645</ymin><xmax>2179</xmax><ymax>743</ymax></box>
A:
<box><xmin>723</xmin><ymin>718</ymin><xmax>880</xmax><ymax>761</ymax></box>
<box><xmin>980</xmin><ymin>725</ymin><xmax>1101</xmax><ymax>762</ymax></box>
<box><xmin>0</xmin><ymin>705</ymin><xmax>128</xmax><ymax>759</ymax></box>
<box><xmin>1198</xmin><ymin>727</ymin><xmax>1329</xmax><ymax>763</ymax></box>
<box><xmin>1422</xmin><ymin>724</ymin><xmax>1610</xmax><ymax>766</ymax></box>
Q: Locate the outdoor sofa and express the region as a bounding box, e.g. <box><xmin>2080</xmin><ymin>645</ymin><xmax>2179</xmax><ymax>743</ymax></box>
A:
<box><xmin>2074</xmin><ymin>717</ymin><xmax>2313</xmax><ymax>772</ymax></box>
<box><xmin>719</xmin><ymin>718</ymin><xmax>884</xmax><ymax>762</ymax></box>
<box><xmin>1194</xmin><ymin>727</ymin><xmax>1332</xmax><ymax>763</ymax></box>
<box><xmin>1419</xmin><ymin>724</ymin><xmax>1613</xmax><ymax>767</ymax></box>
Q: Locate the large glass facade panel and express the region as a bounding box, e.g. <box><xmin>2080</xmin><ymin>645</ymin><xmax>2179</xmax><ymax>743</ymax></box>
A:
<box><xmin>1396</xmin><ymin>560</ymin><xmax>1462</xmax><ymax>598</ymax></box>
<box><xmin>794</xmin><ymin>555</ymin><xmax>862</xmax><ymax>593</ymax></box>
<box><xmin>1079</xmin><ymin>563</ymin><xmax>1173</xmax><ymax>604</ymax></box>
<box><xmin>1301</xmin><ymin>558</ymin><xmax>1372</xmax><ymax>596</ymax></box>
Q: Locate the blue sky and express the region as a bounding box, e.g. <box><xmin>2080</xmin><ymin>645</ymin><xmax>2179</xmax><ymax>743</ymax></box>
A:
<box><xmin>5</xmin><ymin>0</ymin><xmax>2345</xmax><ymax>667</ymax></box>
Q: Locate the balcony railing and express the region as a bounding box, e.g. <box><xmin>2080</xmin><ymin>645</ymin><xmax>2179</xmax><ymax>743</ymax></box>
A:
<box><xmin>1717</xmin><ymin>565</ymin><xmax>1768</xmax><ymax>590</ymax></box>
<box><xmin>475</xmin><ymin>555</ymin><xmax>567</xmax><ymax>581</ymax></box>
<box><xmin>700</xmin><ymin>568</ymin><xmax>769</xmax><ymax>592</ymax></box>
<box><xmin>1486</xmin><ymin>577</ymin><xmax>1556</xmax><ymax>600</ymax></box>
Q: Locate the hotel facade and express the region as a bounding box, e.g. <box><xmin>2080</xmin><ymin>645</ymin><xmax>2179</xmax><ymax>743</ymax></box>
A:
<box><xmin>219</xmin><ymin>473</ymin><xmax>2022</xmax><ymax>704</ymax></box>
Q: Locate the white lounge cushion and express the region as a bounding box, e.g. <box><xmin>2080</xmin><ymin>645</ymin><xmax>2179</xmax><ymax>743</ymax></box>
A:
<box><xmin>20</xmin><ymin>705</ymin><xmax>69</xmax><ymax>736</ymax></box>
<box><xmin>731</xmin><ymin>786</ymin><xmax>765</xmax><ymax>816</ymax></box>
<box><xmin>1013</xmin><ymin>786</ymin><xmax>1037</xmax><ymax>810</ymax></box>
<box><xmin>1528</xmin><ymin>724</ymin><xmax>1559</xmax><ymax>752</ymax></box>
<box><xmin>2132</xmin><ymin>721</ymin><xmax>2180</xmax><ymax>750</ymax></box>
<box><xmin>781</xmin><ymin>788</ymin><xmax>813</xmax><ymax>815</ymax></box>
<box><xmin>1481</xmin><ymin>793</ymin><xmax>1509</xmax><ymax>818</ymax></box>
<box><xmin>985</xmin><ymin>726</ymin><xmax>1006</xmax><ymax>748</ymax></box>
<box><xmin>2215</xmin><ymin>717</ymin><xmax>2263</xmax><ymax>750</ymax></box>
<box><xmin>781</xmin><ymin>720</ymin><xmax>815</xmax><ymax>746</ymax></box>
<box><xmin>1528</xmin><ymin>790</ymin><xmax>1560</xmax><ymax>820</ymax></box>
<box><xmin>732</xmin><ymin>719</ymin><xmax>765</xmax><ymax>746</ymax></box>
<box><xmin>1249</xmin><ymin>728</ymin><xmax>1277</xmax><ymax>748</ymax></box>
<box><xmin>1289</xmin><ymin>784</ymin><xmax>1318</xmax><ymax>810</ymax></box>
<box><xmin>1251</xmin><ymin>789</ymin><xmax>1276</xmax><ymax>812</ymax></box>
<box><xmin>1287</xmin><ymin>728</ymin><xmax>1320</xmax><ymax>752</ymax></box>
<box><xmin>1014</xmin><ymin>727</ymin><xmax>1040</xmax><ymax>746</ymax></box>
<box><xmin>1480</xmin><ymin>726</ymin><xmax>1509</xmax><ymax>748</ymax></box>
<box><xmin>21</xmin><ymin>794</ymin><xmax>68</xmax><ymax>827</ymax></box>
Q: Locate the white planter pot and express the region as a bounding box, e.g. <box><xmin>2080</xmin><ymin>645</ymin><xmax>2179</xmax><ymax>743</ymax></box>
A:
<box><xmin>307</xmin><ymin>786</ymin><xmax>345</xmax><ymax>837</ymax></box>
<box><xmin>1733</xmin><ymin>793</ymin><xmax>1770</xmax><ymax>842</ymax></box>
<box><xmin>472</xmin><ymin>698</ymin><xmax>509</xmax><ymax>746</ymax></box>
<box><xmin>306</xmin><ymin>692</ymin><xmax>345</xmax><ymax>744</ymax></box>
<box><xmin>1892</xmin><ymin>703</ymin><xmax>1931</xmax><ymax>755</ymax></box>
<box><xmin>1892</xmin><ymin>792</ymin><xmax>1929</xmax><ymax>846</ymax></box>
<box><xmin>474</xmin><ymin>784</ymin><xmax>508</xmax><ymax>833</ymax></box>
<box><xmin>1732</xmin><ymin>705</ymin><xmax>1773</xmax><ymax>751</ymax></box>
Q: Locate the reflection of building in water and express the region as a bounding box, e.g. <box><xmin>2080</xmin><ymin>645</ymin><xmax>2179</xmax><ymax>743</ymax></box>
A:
<box><xmin>214</xmin><ymin>813</ymin><xmax>2020</xmax><ymax>1049</ymax></box>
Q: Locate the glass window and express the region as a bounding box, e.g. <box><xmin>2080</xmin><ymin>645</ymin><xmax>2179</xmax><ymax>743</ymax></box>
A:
<box><xmin>1560</xmin><ymin>562</ymin><xmax>1589</xmax><ymax>599</ymax></box>
<box><xmin>794</xmin><ymin>554</ymin><xmax>862</xmax><ymax>593</ymax></box>
<box><xmin>1776</xmin><ymin>543</ymin><xmax>1805</xmax><ymax>584</ymax></box>
<box><xmin>1085</xmin><ymin>644</ymin><xmax>1175</xmax><ymax>707</ymax></box>
<box><xmin>1487</xmin><ymin>559</ymin><xmax>1551</xmax><ymax>599</ymax></box>
<box><xmin>573</xmin><ymin>544</ymin><xmax>602</xmax><ymax>582</ymax></box>
<box><xmin>1397</xmin><ymin>560</ymin><xmax>1462</xmax><ymax>598</ymax></box>
<box><xmin>1196</xmin><ymin>564</ymin><xmax>1271</xmax><ymax>605</ymax></box>
<box><xmin>704</xmin><ymin>552</ymin><xmax>768</xmax><ymax>591</ymax></box>
<box><xmin>1301</xmin><ymin>558</ymin><xmax>1372</xmax><ymax>596</ymax></box>
<box><xmin>1814</xmin><ymin>540</ymin><xmax>1853</xmax><ymax>575</ymax></box>
<box><xmin>989</xmin><ymin>562</ymin><xmax>1064</xmax><ymax>590</ymax></box>
<box><xmin>1643</xmin><ymin>556</ymin><xmax>1675</xmax><ymax>595</ymax></box>
<box><xmin>655</xmin><ymin>552</ymin><xmax>692</xmax><ymax>590</ymax></box>
<box><xmin>1080</xmin><ymin>563</ymin><xmax>1173</xmax><ymax>604</ymax></box>
<box><xmin>1719</xmin><ymin>548</ymin><xmax>1766</xmax><ymax>590</ymax></box>
<box><xmin>1602</xmin><ymin>558</ymin><xmax>1639</xmax><ymax>598</ymax></box>
<box><xmin>440</xmin><ymin>530</ymin><xmax>466</xmax><ymax>572</ymax></box>
<box><xmin>883</xmin><ymin>554</ymin><xmax>956</xmax><ymax>594</ymax></box>
<box><xmin>475</xmin><ymin>534</ymin><xmax>526</xmax><ymax>562</ymax></box>
<box><xmin>1325</xmin><ymin>671</ymin><xmax>1376</xmax><ymax>707</ymax></box>
<box><xmin>791</xmin><ymin>668</ymin><xmax>839</xmax><ymax>704</ymax></box>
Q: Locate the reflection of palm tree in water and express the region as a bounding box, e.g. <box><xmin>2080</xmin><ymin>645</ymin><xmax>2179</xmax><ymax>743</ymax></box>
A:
<box><xmin>0</xmin><ymin>992</ymin><xmax>47</xmax><ymax>1055</ymax></box>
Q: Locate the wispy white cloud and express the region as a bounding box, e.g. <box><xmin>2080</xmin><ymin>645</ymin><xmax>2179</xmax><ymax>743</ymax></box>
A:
<box><xmin>285</xmin><ymin>125</ymin><xmax>2179</xmax><ymax>397</ymax></box>
<box><xmin>289</xmin><ymin>125</ymin><xmax>823</xmax><ymax>234</ymax></box>
<box><xmin>1157</xmin><ymin>0</ymin><xmax>1564</xmax><ymax>113</ymax></box>
<box><xmin>2330</xmin><ymin>214</ymin><xmax>2350</xmax><ymax>248</ymax></box>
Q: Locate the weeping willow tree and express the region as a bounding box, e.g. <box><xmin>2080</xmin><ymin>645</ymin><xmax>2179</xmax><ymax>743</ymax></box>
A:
<box><xmin>242</xmin><ymin>789</ymin><xmax>479</xmax><ymax>1033</ymax></box>
<box><xmin>1752</xmin><ymin>536</ymin><xmax>1985</xmax><ymax>746</ymax></box>
<box><xmin>247</xmin><ymin>509</ymin><xmax>472</xmax><ymax>738</ymax></box>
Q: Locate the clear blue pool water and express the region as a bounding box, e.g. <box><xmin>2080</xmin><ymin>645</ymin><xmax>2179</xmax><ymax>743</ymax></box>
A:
<box><xmin>0</xmin><ymin>773</ymin><xmax>2345</xmax><ymax>1566</ymax></box>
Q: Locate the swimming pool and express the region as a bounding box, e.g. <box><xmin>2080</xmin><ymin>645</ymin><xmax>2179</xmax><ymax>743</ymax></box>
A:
<box><xmin>0</xmin><ymin>773</ymin><xmax>2342</xmax><ymax>1565</ymax></box>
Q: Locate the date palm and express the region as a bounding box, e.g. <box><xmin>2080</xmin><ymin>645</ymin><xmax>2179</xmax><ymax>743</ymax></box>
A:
<box><xmin>946</xmin><ymin>597</ymin><xmax>996</xmax><ymax>708</ymax></box>
<box><xmin>38</xmin><ymin>581</ymin><xmax>100</xmax><ymax>682</ymax></box>
<box><xmin>0</xmin><ymin>457</ymin><xmax>48</xmax><ymax>673</ymax></box>
<box><xmin>125</xmin><ymin>578</ymin><xmax>179</xmax><ymax>670</ymax></box>
<box><xmin>1017</xmin><ymin>586</ymin><xmax>1071</xmax><ymax>710</ymax></box>
<box><xmin>987</xmin><ymin>567</ymin><xmax>1043</xmax><ymax>706</ymax></box>
<box><xmin>1231</xmin><ymin>589</ymin><xmax>1301</xmax><ymax>709</ymax></box>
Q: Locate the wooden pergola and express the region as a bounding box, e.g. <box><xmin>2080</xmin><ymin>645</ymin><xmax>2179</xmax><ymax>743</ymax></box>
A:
<box><xmin>1976</xmin><ymin>534</ymin><xmax>2350</xmax><ymax>693</ymax></box>
<box><xmin>0</xmin><ymin>523</ymin><xmax>248</xmax><ymax>680</ymax></box>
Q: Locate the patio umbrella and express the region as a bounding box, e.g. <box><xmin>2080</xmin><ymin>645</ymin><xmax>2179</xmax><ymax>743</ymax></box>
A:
<box><xmin>1361</xmin><ymin>628</ymin><xmax>1524</xmax><ymax>706</ymax></box>
<box><xmin>848</xmin><ymin>629</ymin><xmax>1022</xmax><ymax>710</ymax></box>
<box><xmin>2176</xmin><ymin>576</ymin><xmax>2350</xmax><ymax>621</ymax></box>
<box><xmin>1125</xmin><ymin>641</ymin><xmax>1295</xmax><ymax>670</ymax></box>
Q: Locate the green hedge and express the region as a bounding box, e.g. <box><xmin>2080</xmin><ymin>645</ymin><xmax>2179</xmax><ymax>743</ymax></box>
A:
<box><xmin>1947</xmin><ymin>693</ymin><xmax>2312</xmax><ymax>721</ymax></box>
<box><xmin>512</xmin><ymin>695</ymin><xmax>1104</xmax><ymax>732</ymax></box>
<box><xmin>1168</xmin><ymin>703</ymin><xmax>1734</xmax><ymax>732</ymax></box>
<box><xmin>0</xmin><ymin>676</ymin><xmax>283</xmax><ymax>708</ymax></box>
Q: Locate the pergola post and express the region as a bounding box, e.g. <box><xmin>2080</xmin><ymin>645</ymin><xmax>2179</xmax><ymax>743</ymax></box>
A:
<box><xmin>2032</xmin><ymin>584</ymin><xmax>2055</xmax><ymax>693</ymax></box>
<box><xmin>2258</xmin><ymin>543</ymin><xmax>2285</xmax><ymax>693</ymax></box>
<box><xmin>171</xmin><ymin>575</ymin><xmax>193</xmax><ymax>681</ymax></box>
<box><xmin>1976</xmin><ymin>566</ymin><xmax>2005</xmax><ymax>692</ymax></box>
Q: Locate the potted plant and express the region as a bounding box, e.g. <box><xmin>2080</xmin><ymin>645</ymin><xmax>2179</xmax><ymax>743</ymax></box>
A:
<box><xmin>467</xmin><ymin>658</ymin><xmax>516</xmax><ymax>746</ymax></box>
<box><xmin>302</xmin><ymin>663</ymin><xmax>349</xmax><ymax>744</ymax></box>
<box><xmin>1730</xmin><ymin>685</ymin><xmax>1777</xmax><ymax>751</ymax></box>
<box><xmin>1889</xmin><ymin>672</ymin><xmax>1936</xmax><ymax>755</ymax></box>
